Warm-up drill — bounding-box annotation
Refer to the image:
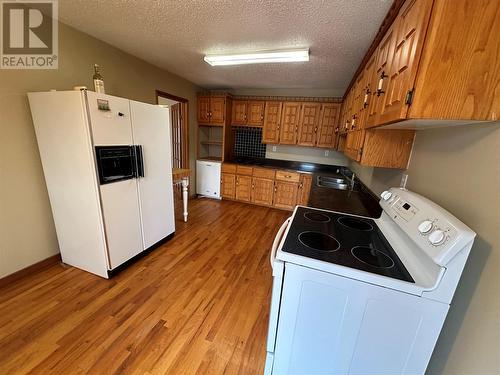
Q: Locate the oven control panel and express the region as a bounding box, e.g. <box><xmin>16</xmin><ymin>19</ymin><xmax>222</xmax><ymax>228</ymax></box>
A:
<box><xmin>380</xmin><ymin>188</ymin><xmax>475</xmax><ymax>266</ymax></box>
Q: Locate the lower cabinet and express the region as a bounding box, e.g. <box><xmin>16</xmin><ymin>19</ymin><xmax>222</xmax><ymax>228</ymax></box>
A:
<box><xmin>252</xmin><ymin>177</ymin><xmax>274</xmax><ymax>206</ymax></box>
<box><xmin>221</xmin><ymin>173</ymin><xmax>236</xmax><ymax>199</ymax></box>
<box><xmin>235</xmin><ymin>175</ymin><xmax>252</xmax><ymax>202</ymax></box>
<box><xmin>297</xmin><ymin>174</ymin><xmax>313</xmax><ymax>206</ymax></box>
<box><xmin>220</xmin><ymin>163</ymin><xmax>312</xmax><ymax>210</ymax></box>
<box><xmin>273</xmin><ymin>181</ymin><xmax>299</xmax><ymax>210</ymax></box>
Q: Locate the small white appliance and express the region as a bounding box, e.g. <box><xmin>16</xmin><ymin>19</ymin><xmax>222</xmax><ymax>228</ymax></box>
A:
<box><xmin>266</xmin><ymin>187</ymin><xmax>476</xmax><ymax>374</ymax></box>
<box><xmin>196</xmin><ymin>159</ymin><xmax>221</xmax><ymax>199</ymax></box>
<box><xmin>28</xmin><ymin>90</ymin><xmax>175</xmax><ymax>278</ymax></box>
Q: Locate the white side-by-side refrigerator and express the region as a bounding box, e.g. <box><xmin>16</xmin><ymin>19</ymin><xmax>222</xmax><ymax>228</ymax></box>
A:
<box><xmin>28</xmin><ymin>90</ymin><xmax>175</xmax><ymax>278</ymax></box>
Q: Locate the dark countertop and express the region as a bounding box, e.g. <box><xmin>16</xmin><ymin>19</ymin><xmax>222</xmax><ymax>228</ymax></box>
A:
<box><xmin>225</xmin><ymin>156</ymin><xmax>382</xmax><ymax>218</ymax></box>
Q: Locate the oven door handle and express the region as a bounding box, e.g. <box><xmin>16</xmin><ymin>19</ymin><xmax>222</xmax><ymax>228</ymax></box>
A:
<box><xmin>270</xmin><ymin>217</ymin><xmax>291</xmax><ymax>269</ymax></box>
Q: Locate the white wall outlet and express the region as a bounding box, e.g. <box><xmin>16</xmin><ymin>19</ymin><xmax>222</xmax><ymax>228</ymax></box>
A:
<box><xmin>272</xmin><ymin>146</ymin><xmax>277</xmax><ymax>152</ymax></box>
<box><xmin>324</xmin><ymin>150</ymin><xmax>329</xmax><ymax>157</ymax></box>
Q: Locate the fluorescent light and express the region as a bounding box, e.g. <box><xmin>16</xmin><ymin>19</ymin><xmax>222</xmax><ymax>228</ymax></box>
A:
<box><xmin>204</xmin><ymin>49</ymin><xmax>309</xmax><ymax>66</ymax></box>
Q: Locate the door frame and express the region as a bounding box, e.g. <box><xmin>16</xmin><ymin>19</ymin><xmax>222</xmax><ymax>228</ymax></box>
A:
<box><xmin>155</xmin><ymin>89</ymin><xmax>189</xmax><ymax>169</ymax></box>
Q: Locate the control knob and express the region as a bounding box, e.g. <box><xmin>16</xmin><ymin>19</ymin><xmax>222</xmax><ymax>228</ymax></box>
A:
<box><xmin>418</xmin><ymin>220</ymin><xmax>433</xmax><ymax>234</ymax></box>
<box><xmin>428</xmin><ymin>229</ymin><xmax>446</xmax><ymax>246</ymax></box>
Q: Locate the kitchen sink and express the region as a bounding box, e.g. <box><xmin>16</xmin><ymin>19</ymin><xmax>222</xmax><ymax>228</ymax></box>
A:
<box><xmin>316</xmin><ymin>175</ymin><xmax>349</xmax><ymax>190</ymax></box>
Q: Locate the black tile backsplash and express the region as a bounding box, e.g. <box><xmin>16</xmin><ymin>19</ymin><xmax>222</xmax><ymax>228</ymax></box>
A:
<box><xmin>233</xmin><ymin>127</ymin><xmax>266</xmax><ymax>158</ymax></box>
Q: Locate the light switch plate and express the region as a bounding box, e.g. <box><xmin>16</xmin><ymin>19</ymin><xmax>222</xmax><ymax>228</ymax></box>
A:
<box><xmin>324</xmin><ymin>150</ymin><xmax>329</xmax><ymax>157</ymax></box>
<box><xmin>272</xmin><ymin>146</ymin><xmax>277</xmax><ymax>152</ymax></box>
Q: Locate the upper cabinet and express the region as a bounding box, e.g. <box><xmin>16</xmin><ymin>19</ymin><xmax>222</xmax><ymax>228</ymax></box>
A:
<box><xmin>408</xmin><ymin>0</ymin><xmax>500</xmax><ymax>121</ymax></box>
<box><xmin>263</xmin><ymin>101</ymin><xmax>341</xmax><ymax>148</ymax></box>
<box><xmin>317</xmin><ymin>103</ymin><xmax>341</xmax><ymax>148</ymax></box>
<box><xmin>378</xmin><ymin>0</ymin><xmax>434</xmax><ymax>124</ymax></box>
<box><xmin>197</xmin><ymin>95</ymin><xmax>227</xmax><ymax>125</ymax></box>
<box><xmin>262</xmin><ymin>101</ymin><xmax>283</xmax><ymax>143</ymax></box>
<box><xmin>340</xmin><ymin>0</ymin><xmax>499</xmax><ymax>168</ymax></box>
<box><xmin>280</xmin><ymin>102</ymin><xmax>302</xmax><ymax>145</ymax></box>
<box><xmin>231</xmin><ymin>100</ymin><xmax>265</xmax><ymax>127</ymax></box>
<box><xmin>297</xmin><ymin>103</ymin><xmax>322</xmax><ymax>147</ymax></box>
<box><xmin>354</xmin><ymin>0</ymin><xmax>499</xmax><ymax>129</ymax></box>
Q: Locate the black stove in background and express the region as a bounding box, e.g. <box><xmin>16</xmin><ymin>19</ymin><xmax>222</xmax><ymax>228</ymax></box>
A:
<box><xmin>281</xmin><ymin>207</ymin><xmax>414</xmax><ymax>283</ymax></box>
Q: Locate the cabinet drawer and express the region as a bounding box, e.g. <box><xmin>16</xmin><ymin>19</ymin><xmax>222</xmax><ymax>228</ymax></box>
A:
<box><xmin>276</xmin><ymin>170</ymin><xmax>301</xmax><ymax>182</ymax></box>
<box><xmin>236</xmin><ymin>165</ymin><xmax>253</xmax><ymax>176</ymax></box>
<box><xmin>222</xmin><ymin>163</ymin><xmax>237</xmax><ymax>173</ymax></box>
<box><xmin>253</xmin><ymin>167</ymin><xmax>276</xmax><ymax>179</ymax></box>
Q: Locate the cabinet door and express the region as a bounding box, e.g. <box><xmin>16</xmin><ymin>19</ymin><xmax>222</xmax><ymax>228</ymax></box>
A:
<box><xmin>197</xmin><ymin>96</ymin><xmax>211</xmax><ymax>124</ymax></box>
<box><xmin>210</xmin><ymin>96</ymin><xmax>226</xmax><ymax>124</ymax></box>
<box><xmin>280</xmin><ymin>102</ymin><xmax>301</xmax><ymax>145</ymax></box>
<box><xmin>262</xmin><ymin>101</ymin><xmax>282</xmax><ymax>144</ymax></box>
<box><xmin>251</xmin><ymin>177</ymin><xmax>274</xmax><ymax>206</ymax></box>
<box><xmin>297</xmin><ymin>103</ymin><xmax>321</xmax><ymax>147</ymax></box>
<box><xmin>232</xmin><ymin>100</ymin><xmax>248</xmax><ymax>125</ymax></box>
<box><xmin>379</xmin><ymin>0</ymin><xmax>433</xmax><ymax>124</ymax></box>
<box><xmin>317</xmin><ymin>103</ymin><xmax>341</xmax><ymax>148</ymax></box>
<box><xmin>297</xmin><ymin>174</ymin><xmax>312</xmax><ymax>206</ymax></box>
<box><xmin>344</xmin><ymin>130</ymin><xmax>365</xmax><ymax>162</ymax></box>
<box><xmin>235</xmin><ymin>175</ymin><xmax>252</xmax><ymax>202</ymax></box>
<box><xmin>221</xmin><ymin>173</ymin><xmax>236</xmax><ymax>199</ymax></box>
<box><xmin>247</xmin><ymin>101</ymin><xmax>265</xmax><ymax>127</ymax></box>
<box><xmin>366</xmin><ymin>24</ymin><xmax>396</xmax><ymax>127</ymax></box>
<box><xmin>273</xmin><ymin>181</ymin><xmax>299</xmax><ymax>210</ymax></box>
<box><xmin>363</xmin><ymin>52</ymin><xmax>378</xmax><ymax>129</ymax></box>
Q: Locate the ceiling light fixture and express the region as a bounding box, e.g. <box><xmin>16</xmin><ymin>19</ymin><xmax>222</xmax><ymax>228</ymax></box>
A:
<box><xmin>203</xmin><ymin>49</ymin><xmax>309</xmax><ymax>66</ymax></box>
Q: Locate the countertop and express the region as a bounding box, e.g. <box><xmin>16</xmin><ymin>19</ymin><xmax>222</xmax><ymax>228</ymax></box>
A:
<box><xmin>224</xmin><ymin>157</ymin><xmax>382</xmax><ymax>218</ymax></box>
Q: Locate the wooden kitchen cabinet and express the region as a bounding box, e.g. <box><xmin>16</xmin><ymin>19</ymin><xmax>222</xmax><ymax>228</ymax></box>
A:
<box><xmin>378</xmin><ymin>0</ymin><xmax>434</xmax><ymax>124</ymax></box>
<box><xmin>366</xmin><ymin>23</ymin><xmax>395</xmax><ymax>128</ymax></box>
<box><xmin>247</xmin><ymin>101</ymin><xmax>265</xmax><ymax>126</ymax></box>
<box><xmin>221</xmin><ymin>173</ymin><xmax>236</xmax><ymax>199</ymax></box>
<box><xmin>232</xmin><ymin>100</ymin><xmax>248</xmax><ymax>125</ymax></box>
<box><xmin>197</xmin><ymin>95</ymin><xmax>227</xmax><ymax>125</ymax></box>
<box><xmin>316</xmin><ymin>103</ymin><xmax>341</xmax><ymax>148</ymax></box>
<box><xmin>279</xmin><ymin>102</ymin><xmax>301</xmax><ymax>145</ymax></box>
<box><xmin>262</xmin><ymin>101</ymin><xmax>283</xmax><ymax>144</ymax></box>
<box><xmin>252</xmin><ymin>177</ymin><xmax>274</xmax><ymax>206</ymax></box>
<box><xmin>407</xmin><ymin>0</ymin><xmax>500</xmax><ymax>122</ymax></box>
<box><xmin>297</xmin><ymin>103</ymin><xmax>322</xmax><ymax>147</ymax></box>
<box><xmin>231</xmin><ymin>100</ymin><xmax>265</xmax><ymax>127</ymax></box>
<box><xmin>273</xmin><ymin>181</ymin><xmax>299</xmax><ymax>210</ymax></box>
<box><xmin>197</xmin><ymin>96</ymin><xmax>211</xmax><ymax>124</ymax></box>
<box><xmin>235</xmin><ymin>175</ymin><xmax>252</xmax><ymax>202</ymax></box>
<box><xmin>297</xmin><ymin>174</ymin><xmax>313</xmax><ymax>206</ymax></box>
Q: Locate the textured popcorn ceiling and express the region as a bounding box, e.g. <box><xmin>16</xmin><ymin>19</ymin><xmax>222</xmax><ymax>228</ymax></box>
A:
<box><xmin>59</xmin><ymin>0</ymin><xmax>392</xmax><ymax>95</ymax></box>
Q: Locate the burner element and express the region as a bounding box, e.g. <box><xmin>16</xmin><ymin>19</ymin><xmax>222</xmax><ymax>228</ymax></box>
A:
<box><xmin>338</xmin><ymin>216</ymin><xmax>374</xmax><ymax>231</ymax></box>
<box><xmin>304</xmin><ymin>212</ymin><xmax>331</xmax><ymax>223</ymax></box>
<box><xmin>298</xmin><ymin>231</ymin><xmax>340</xmax><ymax>252</ymax></box>
<box><xmin>351</xmin><ymin>246</ymin><xmax>395</xmax><ymax>269</ymax></box>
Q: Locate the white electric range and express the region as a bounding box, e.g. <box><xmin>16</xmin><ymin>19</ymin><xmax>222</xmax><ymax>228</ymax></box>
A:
<box><xmin>265</xmin><ymin>187</ymin><xmax>476</xmax><ymax>375</ymax></box>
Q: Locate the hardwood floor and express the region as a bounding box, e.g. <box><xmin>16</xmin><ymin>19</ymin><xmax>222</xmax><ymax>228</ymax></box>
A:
<box><xmin>0</xmin><ymin>198</ymin><xmax>290</xmax><ymax>374</ymax></box>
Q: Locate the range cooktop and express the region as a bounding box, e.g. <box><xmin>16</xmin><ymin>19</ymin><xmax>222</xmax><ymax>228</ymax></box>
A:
<box><xmin>281</xmin><ymin>207</ymin><xmax>414</xmax><ymax>283</ymax></box>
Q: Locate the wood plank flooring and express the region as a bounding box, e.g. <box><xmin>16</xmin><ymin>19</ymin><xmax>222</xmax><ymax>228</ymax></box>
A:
<box><xmin>0</xmin><ymin>198</ymin><xmax>290</xmax><ymax>374</ymax></box>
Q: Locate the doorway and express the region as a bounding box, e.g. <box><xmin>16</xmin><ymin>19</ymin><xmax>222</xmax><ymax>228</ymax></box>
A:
<box><xmin>156</xmin><ymin>90</ymin><xmax>189</xmax><ymax>169</ymax></box>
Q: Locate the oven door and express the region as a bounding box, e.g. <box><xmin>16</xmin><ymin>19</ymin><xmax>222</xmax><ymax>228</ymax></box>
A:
<box><xmin>95</xmin><ymin>145</ymin><xmax>136</xmax><ymax>185</ymax></box>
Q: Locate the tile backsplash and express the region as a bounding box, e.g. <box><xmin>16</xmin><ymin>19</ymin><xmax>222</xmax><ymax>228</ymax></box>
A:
<box><xmin>233</xmin><ymin>127</ymin><xmax>266</xmax><ymax>158</ymax></box>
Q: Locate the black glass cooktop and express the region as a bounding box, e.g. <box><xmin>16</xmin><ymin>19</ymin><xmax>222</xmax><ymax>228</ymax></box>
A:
<box><xmin>281</xmin><ymin>207</ymin><xmax>414</xmax><ymax>283</ymax></box>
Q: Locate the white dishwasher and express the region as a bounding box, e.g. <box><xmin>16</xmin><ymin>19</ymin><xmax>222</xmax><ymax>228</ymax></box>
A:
<box><xmin>196</xmin><ymin>160</ymin><xmax>221</xmax><ymax>199</ymax></box>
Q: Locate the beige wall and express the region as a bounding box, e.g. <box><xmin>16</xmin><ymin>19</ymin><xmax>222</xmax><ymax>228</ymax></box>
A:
<box><xmin>0</xmin><ymin>22</ymin><xmax>201</xmax><ymax>278</ymax></box>
<box><xmin>351</xmin><ymin>123</ymin><xmax>500</xmax><ymax>374</ymax></box>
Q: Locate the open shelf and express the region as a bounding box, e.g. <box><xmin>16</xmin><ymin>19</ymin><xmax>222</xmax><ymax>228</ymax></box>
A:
<box><xmin>198</xmin><ymin>125</ymin><xmax>223</xmax><ymax>160</ymax></box>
